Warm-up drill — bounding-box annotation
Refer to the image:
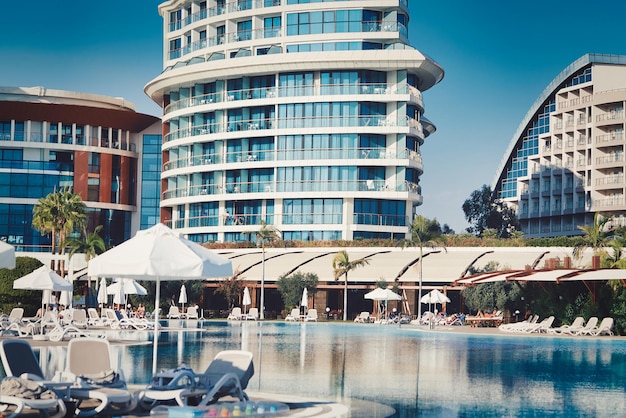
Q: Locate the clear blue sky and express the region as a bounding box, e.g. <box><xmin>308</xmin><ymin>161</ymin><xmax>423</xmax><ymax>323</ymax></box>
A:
<box><xmin>3</xmin><ymin>1</ymin><xmax>626</xmax><ymax>233</ymax></box>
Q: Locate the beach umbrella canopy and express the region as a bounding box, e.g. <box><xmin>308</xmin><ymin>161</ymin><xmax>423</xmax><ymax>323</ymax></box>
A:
<box><xmin>301</xmin><ymin>287</ymin><xmax>309</xmax><ymax>308</ymax></box>
<box><xmin>0</xmin><ymin>241</ymin><xmax>15</xmax><ymax>269</ymax></box>
<box><xmin>107</xmin><ymin>278</ymin><xmax>148</xmax><ymax>297</ymax></box>
<box><xmin>87</xmin><ymin>223</ymin><xmax>233</xmax><ymax>374</ymax></box>
<box><xmin>420</xmin><ymin>289</ymin><xmax>451</xmax><ymax>319</ymax></box>
<box><xmin>14</xmin><ymin>266</ymin><xmax>73</xmax><ymax>292</ymax></box>
<box><xmin>364</xmin><ymin>288</ymin><xmax>402</xmax><ymax>319</ymax></box>
<box><xmin>242</xmin><ymin>287</ymin><xmax>251</xmax><ymax>314</ymax></box>
<box><xmin>420</xmin><ymin>289</ymin><xmax>451</xmax><ymax>305</ymax></box>
<box><xmin>14</xmin><ymin>266</ymin><xmax>73</xmax><ymax>322</ymax></box>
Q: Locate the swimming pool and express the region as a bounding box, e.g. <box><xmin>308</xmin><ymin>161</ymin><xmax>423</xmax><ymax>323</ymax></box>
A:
<box><xmin>37</xmin><ymin>321</ymin><xmax>626</xmax><ymax>417</ymax></box>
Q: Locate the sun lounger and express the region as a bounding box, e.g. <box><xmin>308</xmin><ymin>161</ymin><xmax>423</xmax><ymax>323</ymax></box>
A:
<box><xmin>244</xmin><ymin>307</ymin><xmax>259</xmax><ymax>320</ymax></box>
<box><xmin>0</xmin><ymin>377</ymin><xmax>66</xmax><ymax>418</ymax></box>
<box><xmin>573</xmin><ymin>316</ymin><xmax>599</xmax><ymax>336</ymax></box>
<box><xmin>354</xmin><ymin>312</ymin><xmax>373</xmax><ymax>323</ymax></box>
<box><xmin>591</xmin><ymin>317</ymin><xmax>614</xmax><ymax>336</ymax></box>
<box><xmin>186</xmin><ymin>306</ymin><xmax>199</xmax><ymax>319</ymax></box>
<box><xmin>547</xmin><ymin>316</ymin><xmax>585</xmax><ymax>335</ymax></box>
<box><xmin>136</xmin><ymin>350</ymin><xmax>254</xmax><ymax>409</ymax></box>
<box><xmin>228</xmin><ymin>307</ymin><xmax>243</xmax><ymax>320</ymax></box>
<box><xmin>285</xmin><ymin>308</ymin><xmax>301</xmax><ymax>322</ymax></box>
<box><xmin>305</xmin><ymin>309</ymin><xmax>318</xmax><ymax>322</ymax></box>
<box><xmin>523</xmin><ymin>315</ymin><xmax>554</xmax><ymax>333</ymax></box>
<box><xmin>60</xmin><ymin>337</ymin><xmax>137</xmax><ymax>416</ymax></box>
<box><xmin>167</xmin><ymin>306</ymin><xmax>184</xmax><ymax>319</ymax></box>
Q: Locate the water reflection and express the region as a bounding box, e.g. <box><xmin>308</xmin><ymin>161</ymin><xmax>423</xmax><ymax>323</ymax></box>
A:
<box><xmin>6</xmin><ymin>322</ymin><xmax>626</xmax><ymax>417</ymax></box>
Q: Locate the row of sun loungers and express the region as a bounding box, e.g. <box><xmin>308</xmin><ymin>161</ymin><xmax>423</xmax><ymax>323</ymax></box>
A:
<box><xmin>285</xmin><ymin>308</ymin><xmax>318</xmax><ymax>321</ymax></box>
<box><xmin>499</xmin><ymin>315</ymin><xmax>614</xmax><ymax>336</ymax></box>
<box><xmin>0</xmin><ymin>337</ymin><xmax>255</xmax><ymax>417</ymax></box>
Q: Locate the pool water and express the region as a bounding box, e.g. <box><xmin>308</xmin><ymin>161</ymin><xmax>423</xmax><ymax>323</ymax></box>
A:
<box><xmin>36</xmin><ymin>321</ymin><xmax>626</xmax><ymax>417</ymax></box>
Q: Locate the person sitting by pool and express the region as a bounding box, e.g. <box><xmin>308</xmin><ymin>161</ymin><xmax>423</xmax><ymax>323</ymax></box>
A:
<box><xmin>137</xmin><ymin>303</ymin><xmax>146</xmax><ymax>318</ymax></box>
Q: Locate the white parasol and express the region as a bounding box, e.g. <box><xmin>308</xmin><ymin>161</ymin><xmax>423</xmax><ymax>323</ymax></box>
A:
<box><xmin>87</xmin><ymin>223</ymin><xmax>233</xmax><ymax>374</ymax></box>
<box><xmin>178</xmin><ymin>284</ymin><xmax>188</xmax><ymax>312</ymax></box>
<box><xmin>97</xmin><ymin>278</ymin><xmax>108</xmax><ymax>308</ymax></box>
<box><xmin>364</xmin><ymin>288</ymin><xmax>402</xmax><ymax>319</ymax></box>
<box><xmin>420</xmin><ymin>289</ymin><xmax>451</xmax><ymax>318</ymax></box>
<box><xmin>14</xmin><ymin>265</ymin><xmax>73</xmax><ymax>330</ymax></box>
<box><xmin>242</xmin><ymin>287</ymin><xmax>251</xmax><ymax>314</ymax></box>
<box><xmin>301</xmin><ymin>287</ymin><xmax>309</xmax><ymax>309</ymax></box>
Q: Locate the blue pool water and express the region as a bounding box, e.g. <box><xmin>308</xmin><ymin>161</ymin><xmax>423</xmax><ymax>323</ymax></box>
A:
<box><xmin>33</xmin><ymin>321</ymin><xmax>626</xmax><ymax>417</ymax></box>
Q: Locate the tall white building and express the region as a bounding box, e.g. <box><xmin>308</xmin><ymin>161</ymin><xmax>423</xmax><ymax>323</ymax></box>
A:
<box><xmin>146</xmin><ymin>0</ymin><xmax>444</xmax><ymax>243</ymax></box>
<box><xmin>493</xmin><ymin>54</ymin><xmax>626</xmax><ymax>237</ymax></box>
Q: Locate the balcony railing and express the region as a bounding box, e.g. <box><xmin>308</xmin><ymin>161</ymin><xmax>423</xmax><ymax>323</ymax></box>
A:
<box><xmin>164</xmin><ymin>82</ymin><xmax>415</xmax><ymax>115</ymax></box>
<box><xmin>161</xmin><ymin>179</ymin><xmax>420</xmax><ymax>200</ymax></box>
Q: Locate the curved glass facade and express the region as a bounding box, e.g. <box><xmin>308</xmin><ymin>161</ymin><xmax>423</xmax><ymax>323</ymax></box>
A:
<box><xmin>148</xmin><ymin>0</ymin><xmax>443</xmax><ymax>242</ymax></box>
<box><xmin>493</xmin><ymin>54</ymin><xmax>626</xmax><ymax>238</ymax></box>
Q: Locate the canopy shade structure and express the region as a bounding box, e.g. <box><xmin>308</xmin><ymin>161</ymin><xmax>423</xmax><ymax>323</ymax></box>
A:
<box><xmin>0</xmin><ymin>241</ymin><xmax>15</xmax><ymax>269</ymax></box>
<box><xmin>87</xmin><ymin>223</ymin><xmax>233</xmax><ymax>374</ymax></box>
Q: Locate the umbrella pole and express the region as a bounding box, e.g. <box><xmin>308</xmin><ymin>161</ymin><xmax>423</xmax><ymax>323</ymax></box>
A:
<box><xmin>152</xmin><ymin>278</ymin><xmax>161</xmax><ymax>375</ymax></box>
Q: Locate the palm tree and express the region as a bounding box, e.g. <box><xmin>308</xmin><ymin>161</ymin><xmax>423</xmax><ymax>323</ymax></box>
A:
<box><xmin>399</xmin><ymin>215</ymin><xmax>446</xmax><ymax>320</ymax></box>
<box><xmin>332</xmin><ymin>250</ymin><xmax>369</xmax><ymax>321</ymax></box>
<box><xmin>247</xmin><ymin>221</ymin><xmax>281</xmax><ymax>319</ymax></box>
<box><xmin>65</xmin><ymin>225</ymin><xmax>107</xmax><ymax>294</ymax></box>
<box><xmin>32</xmin><ymin>187</ymin><xmax>86</xmax><ymax>273</ymax></box>
<box><xmin>573</xmin><ymin>212</ymin><xmax>612</xmax><ymax>261</ymax></box>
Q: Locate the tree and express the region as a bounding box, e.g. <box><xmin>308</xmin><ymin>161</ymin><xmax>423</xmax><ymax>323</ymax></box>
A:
<box><xmin>32</xmin><ymin>187</ymin><xmax>86</xmax><ymax>273</ymax></box>
<box><xmin>0</xmin><ymin>256</ymin><xmax>43</xmax><ymax>314</ymax></box>
<box><xmin>215</xmin><ymin>268</ymin><xmax>245</xmax><ymax>309</ymax></box>
<box><xmin>65</xmin><ymin>225</ymin><xmax>107</xmax><ymax>264</ymax></box>
<box><xmin>246</xmin><ymin>221</ymin><xmax>281</xmax><ymax>319</ymax></box>
<box><xmin>276</xmin><ymin>271</ymin><xmax>318</xmax><ymax>312</ymax></box>
<box><xmin>573</xmin><ymin>212</ymin><xmax>612</xmax><ymax>261</ymax></box>
<box><xmin>462</xmin><ymin>185</ymin><xmax>518</xmax><ymax>237</ymax></box>
<box><xmin>332</xmin><ymin>250</ymin><xmax>369</xmax><ymax>321</ymax></box>
<box><xmin>399</xmin><ymin>215</ymin><xmax>447</xmax><ymax>320</ymax></box>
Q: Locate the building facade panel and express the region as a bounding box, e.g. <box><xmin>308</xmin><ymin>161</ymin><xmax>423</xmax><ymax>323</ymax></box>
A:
<box><xmin>0</xmin><ymin>87</ymin><xmax>161</xmax><ymax>250</ymax></box>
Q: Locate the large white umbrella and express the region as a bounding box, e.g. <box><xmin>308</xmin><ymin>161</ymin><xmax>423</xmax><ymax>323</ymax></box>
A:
<box><xmin>420</xmin><ymin>289</ymin><xmax>451</xmax><ymax>318</ymax></box>
<box><xmin>364</xmin><ymin>288</ymin><xmax>402</xmax><ymax>319</ymax></box>
<box><xmin>242</xmin><ymin>287</ymin><xmax>251</xmax><ymax>314</ymax></box>
<box><xmin>87</xmin><ymin>223</ymin><xmax>233</xmax><ymax>374</ymax></box>
<box><xmin>0</xmin><ymin>241</ymin><xmax>15</xmax><ymax>269</ymax></box>
<box><xmin>14</xmin><ymin>266</ymin><xmax>73</xmax><ymax>327</ymax></box>
<box><xmin>420</xmin><ymin>289</ymin><xmax>451</xmax><ymax>304</ymax></box>
<box><xmin>107</xmin><ymin>279</ymin><xmax>148</xmax><ymax>297</ymax></box>
<box><xmin>178</xmin><ymin>284</ymin><xmax>188</xmax><ymax>312</ymax></box>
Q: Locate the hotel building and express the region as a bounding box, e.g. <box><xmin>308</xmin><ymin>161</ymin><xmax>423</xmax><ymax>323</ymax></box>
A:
<box><xmin>0</xmin><ymin>87</ymin><xmax>161</xmax><ymax>251</ymax></box>
<box><xmin>493</xmin><ymin>54</ymin><xmax>626</xmax><ymax>238</ymax></box>
<box><xmin>145</xmin><ymin>0</ymin><xmax>444</xmax><ymax>243</ymax></box>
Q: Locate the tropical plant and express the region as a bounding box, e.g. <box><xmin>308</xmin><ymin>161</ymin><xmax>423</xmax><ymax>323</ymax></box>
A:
<box><xmin>398</xmin><ymin>215</ymin><xmax>447</xmax><ymax>319</ymax></box>
<box><xmin>572</xmin><ymin>212</ymin><xmax>612</xmax><ymax>259</ymax></box>
<box><xmin>332</xmin><ymin>250</ymin><xmax>369</xmax><ymax>321</ymax></box>
<box><xmin>32</xmin><ymin>187</ymin><xmax>86</xmax><ymax>273</ymax></box>
<box><xmin>276</xmin><ymin>271</ymin><xmax>318</xmax><ymax>312</ymax></box>
<box><xmin>245</xmin><ymin>221</ymin><xmax>281</xmax><ymax>319</ymax></box>
<box><xmin>215</xmin><ymin>268</ymin><xmax>245</xmax><ymax>309</ymax></box>
<box><xmin>65</xmin><ymin>225</ymin><xmax>107</xmax><ymax>263</ymax></box>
